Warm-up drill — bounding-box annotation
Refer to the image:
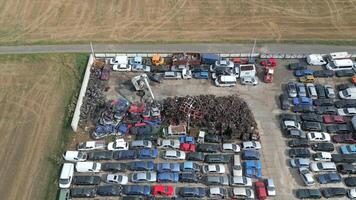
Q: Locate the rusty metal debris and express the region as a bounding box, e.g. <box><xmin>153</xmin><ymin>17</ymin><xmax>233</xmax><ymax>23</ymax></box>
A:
<box><xmin>162</xmin><ymin>95</ymin><xmax>259</xmax><ymax>141</ymax></box>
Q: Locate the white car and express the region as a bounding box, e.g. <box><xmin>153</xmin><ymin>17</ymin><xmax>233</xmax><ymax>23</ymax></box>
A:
<box><xmin>75</xmin><ymin>162</ymin><xmax>101</xmax><ymax>173</ymax></box>
<box><xmin>307</xmin><ymin>132</ymin><xmax>331</xmax><ymax>142</ymax></box>
<box><xmin>59</xmin><ymin>163</ymin><xmax>74</xmax><ymax>188</ymax></box>
<box><xmin>157</xmin><ymin>139</ymin><xmax>180</xmax><ymax>149</ymax></box>
<box><xmin>324</xmin><ymin>85</ymin><xmax>336</xmax><ymax>98</ymax></box>
<box><xmin>266</xmin><ymin>179</ymin><xmax>276</xmax><ymax>196</ymax></box>
<box><xmin>299</xmin><ymin>167</ymin><xmax>315</xmax><ymax>186</ymax></box>
<box><xmin>163</xmin><ymin>150</ymin><xmax>186</xmax><ymax>160</ymax></box>
<box><xmin>230</xmin><ymin>176</ymin><xmax>252</xmax><ymax>186</ymax></box>
<box><xmin>232</xmin><ymin>187</ymin><xmax>255</xmax><ymax>199</ymax></box>
<box><xmin>313</xmin><ymin>152</ymin><xmax>332</xmax><ymax>161</ymax></box>
<box><xmin>306</xmin><ymin>54</ymin><xmax>327</xmax><ymax>66</ymax></box>
<box><xmin>106</xmin><ymin>173</ymin><xmax>128</xmax><ymax>185</ymax></box>
<box><xmin>242</xmin><ymin>141</ymin><xmax>261</xmax><ymax>150</ymax></box>
<box><xmin>202</xmin><ymin>164</ymin><xmax>225</xmax><ymax>174</ymax></box>
<box><xmin>222</xmin><ymin>143</ymin><xmax>240</xmax><ymax>153</ymax></box>
<box><xmin>337</xmin><ymin>107</ymin><xmax>356</xmax><ymax>116</ymax></box>
<box><xmin>63</xmin><ymin>151</ymin><xmax>87</xmax><ymax>162</ymax></box>
<box><xmin>310</xmin><ymin>162</ymin><xmax>336</xmax><ymax>172</ymax></box>
<box><xmin>348</xmin><ymin>188</ymin><xmax>356</xmax><ymax>199</ymax></box>
<box><xmin>107</xmin><ymin>139</ymin><xmax>129</xmax><ymax>151</ymax></box>
<box><xmin>110</xmin><ymin>56</ymin><xmax>131</xmax><ymax>71</ymax></box>
<box><xmin>282</xmin><ymin>119</ymin><xmax>300</xmax><ymax>130</ymax></box>
<box><xmin>77</xmin><ymin>140</ymin><xmax>106</xmax><ymax>151</ymax></box>
<box><xmin>240</xmin><ymin>76</ymin><xmax>258</xmax><ymax>86</ymax></box>
<box><xmin>306</xmin><ymin>83</ymin><xmax>318</xmax><ymax>99</ymax></box>
<box><xmin>233</xmin><ymin>155</ymin><xmax>242</xmax><ymax>176</ymax></box>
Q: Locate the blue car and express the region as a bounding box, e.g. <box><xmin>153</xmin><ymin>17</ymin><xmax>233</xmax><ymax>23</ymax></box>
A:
<box><xmin>243</xmin><ymin>160</ymin><xmax>262</xmax><ymax>178</ymax></box>
<box><xmin>156</xmin><ymin>163</ymin><xmax>180</xmax><ymax>172</ymax></box>
<box><xmin>243</xmin><ymin>160</ymin><xmax>262</xmax><ymax>169</ymax></box>
<box><xmin>193</xmin><ymin>71</ymin><xmax>209</xmax><ymax>79</ymax></box>
<box><xmin>293</xmin><ymin>97</ymin><xmax>313</xmax><ymax>106</ymax></box>
<box><xmin>179</xmin><ymin>136</ymin><xmax>195</xmax><ymax>144</ymax></box>
<box><xmin>180</xmin><ymin>161</ymin><xmax>200</xmax><ymax>172</ymax></box>
<box><xmin>138</xmin><ymin>149</ymin><xmax>158</xmax><ymax>159</ymax></box>
<box><xmin>157</xmin><ymin>172</ymin><xmax>179</xmax><ymax>183</ymax></box>
<box><xmin>244</xmin><ymin>167</ymin><xmax>262</xmax><ymax>179</ymax></box>
<box><xmin>295</xmin><ymin>69</ymin><xmax>314</xmax><ymax>77</ymax></box>
<box><xmin>123</xmin><ymin>185</ymin><xmax>150</xmax><ymax>196</ymax></box>
<box><xmin>316</xmin><ymin>172</ymin><xmax>342</xmax><ymax>184</ymax></box>
<box><xmin>340</xmin><ymin>144</ymin><xmax>356</xmax><ymax>154</ymax></box>
<box><xmin>129</xmin><ymin>161</ymin><xmax>155</xmax><ymax>171</ymax></box>
<box><xmin>242</xmin><ymin>150</ymin><xmax>260</xmax><ymax>160</ymax></box>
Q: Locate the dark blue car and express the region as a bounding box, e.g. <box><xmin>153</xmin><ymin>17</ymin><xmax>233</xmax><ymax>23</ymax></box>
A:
<box><xmin>113</xmin><ymin>150</ymin><xmax>137</xmax><ymax>160</ymax></box>
<box><xmin>316</xmin><ymin>172</ymin><xmax>341</xmax><ymax>184</ymax></box>
<box><xmin>193</xmin><ymin>71</ymin><xmax>209</xmax><ymax>79</ymax></box>
<box><xmin>242</xmin><ymin>150</ymin><xmax>260</xmax><ymax>160</ymax></box>
<box><xmin>129</xmin><ymin>161</ymin><xmax>155</xmax><ymax>171</ymax></box>
<box><xmin>179</xmin><ymin>136</ymin><xmax>195</xmax><ymax>144</ymax></box>
<box><xmin>123</xmin><ymin>185</ymin><xmax>150</xmax><ymax>196</ymax></box>
<box><xmin>293</xmin><ymin>97</ymin><xmax>313</xmax><ymax>106</ymax></box>
<box><xmin>295</xmin><ymin>69</ymin><xmax>314</xmax><ymax>77</ymax></box>
<box><xmin>157</xmin><ymin>172</ymin><xmax>179</xmax><ymax>183</ymax></box>
<box><xmin>138</xmin><ymin>149</ymin><xmax>158</xmax><ymax>159</ymax></box>
<box><xmin>156</xmin><ymin>163</ymin><xmax>180</xmax><ymax>172</ymax></box>
<box><xmin>179</xmin><ymin>187</ymin><xmax>206</xmax><ymax>197</ymax></box>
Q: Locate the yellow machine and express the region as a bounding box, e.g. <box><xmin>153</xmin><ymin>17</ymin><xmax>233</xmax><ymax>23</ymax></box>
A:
<box><xmin>152</xmin><ymin>54</ymin><xmax>164</xmax><ymax>66</ymax></box>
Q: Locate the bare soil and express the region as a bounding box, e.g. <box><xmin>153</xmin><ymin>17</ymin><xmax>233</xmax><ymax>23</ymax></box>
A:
<box><xmin>0</xmin><ymin>0</ymin><xmax>355</xmax><ymax>44</ymax></box>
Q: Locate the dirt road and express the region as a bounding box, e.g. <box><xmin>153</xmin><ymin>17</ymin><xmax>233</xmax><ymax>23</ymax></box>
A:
<box><xmin>0</xmin><ymin>54</ymin><xmax>82</xmax><ymax>200</ymax></box>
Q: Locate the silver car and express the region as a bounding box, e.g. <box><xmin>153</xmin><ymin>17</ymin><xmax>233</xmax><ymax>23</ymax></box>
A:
<box><xmin>287</xmin><ymin>82</ymin><xmax>298</xmax><ymax>98</ymax></box>
<box><xmin>158</xmin><ymin>139</ymin><xmax>180</xmax><ymax>149</ymax></box>
<box><xmin>299</xmin><ymin>168</ymin><xmax>315</xmax><ymax>186</ymax></box>
<box><xmin>130</xmin><ymin>172</ymin><xmax>157</xmax><ymax>183</ymax></box>
<box><xmin>130</xmin><ymin>140</ymin><xmax>152</xmax><ymax>149</ymax></box>
<box><xmin>325</xmin><ymin>85</ymin><xmax>336</xmax><ymax>98</ymax></box>
<box><xmin>290</xmin><ymin>158</ymin><xmax>311</xmax><ymax>168</ymax></box>
<box><xmin>230</xmin><ymin>176</ymin><xmax>252</xmax><ymax>186</ymax></box>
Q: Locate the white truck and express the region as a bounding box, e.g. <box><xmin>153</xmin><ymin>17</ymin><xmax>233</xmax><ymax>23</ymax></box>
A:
<box><xmin>239</xmin><ymin>64</ymin><xmax>258</xmax><ymax>85</ymax></box>
<box><xmin>77</xmin><ymin>140</ymin><xmax>106</xmax><ymax>151</ymax></box>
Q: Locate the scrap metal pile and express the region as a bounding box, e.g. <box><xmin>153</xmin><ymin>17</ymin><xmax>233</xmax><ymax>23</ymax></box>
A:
<box><xmin>162</xmin><ymin>95</ymin><xmax>259</xmax><ymax>140</ymax></box>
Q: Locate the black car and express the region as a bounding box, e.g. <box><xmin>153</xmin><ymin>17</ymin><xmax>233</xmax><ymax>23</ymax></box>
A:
<box><xmin>288</xmin><ymin>148</ymin><xmax>311</xmax><ymax>158</ymax></box>
<box><xmin>288</xmin><ymin>139</ymin><xmax>310</xmax><ymax>148</ymax></box>
<box><xmin>135</xmin><ymin>133</ymin><xmax>158</xmax><ymax>141</ymax></box>
<box><xmin>179</xmin><ymin>187</ymin><xmax>206</xmax><ymax>198</ymax></box>
<box><xmin>326</xmin><ymin>124</ymin><xmax>353</xmax><ymax>133</ymax></box>
<box><xmin>296</xmin><ymin>189</ymin><xmax>322</xmax><ymax>199</ymax></box>
<box><xmin>289</xmin><ymin>62</ymin><xmax>307</xmax><ymax>70</ymax></box>
<box><xmin>179</xmin><ymin>172</ymin><xmax>199</xmax><ymax>183</ymax></box>
<box><xmin>204</xmin><ymin>154</ymin><xmax>231</xmax><ymax>164</ymax></box>
<box><xmin>123</xmin><ymin>185</ymin><xmax>150</xmax><ymax>196</ymax></box>
<box><xmin>129</xmin><ymin>161</ymin><xmax>154</xmax><ymax>171</ymax></box>
<box><xmin>293</xmin><ymin>105</ymin><xmax>315</xmax><ymax>113</ymax></box>
<box><xmin>285</xmin><ymin>129</ymin><xmax>306</xmax><ymax>139</ymax></box>
<box><xmin>186</xmin><ymin>152</ymin><xmax>205</xmax><ymax>161</ymax></box>
<box><xmin>337</xmin><ymin>163</ymin><xmax>356</xmax><ymax>174</ymax></box>
<box><xmin>72</xmin><ymin>175</ymin><xmax>101</xmax><ymax>185</ymax></box>
<box><xmin>316</xmin><ymin>173</ymin><xmax>342</xmax><ymax>184</ymax></box>
<box><xmin>301</xmin><ymin>121</ymin><xmax>324</xmax><ymax>132</ymax></box>
<box><xmin>280</xmin><ymin>94</ymin><xmax>290</xmax><ymax>110</ymax></box>
<box><xmin>204</xmin><ymin>134</ymin><xmax>222</xmax><ymax>143</ymax></box>
<box><xmin>197</xmin><ymin>144</ymin><xmax>220</xmax><ymax>153</ymax></box>
<box><xmin>344</xmin><ymin>177</ymin><xmax>356</xmax><ymax>187</ymax></box>
<box><xmin>70</xmin><ymin>187</ymin><xmax>96</xmax><ymax>198</ymax></box>
<box><xmin>101</xmin><ymin>162</ymin><xmax>126</xmax><ymax>172</ymax></box>
<box><xmin>336</xmin><ymin>69</ymin><xmax>355</xmax><ymax>77</ymax></box>
<box><xmin>97</xmin><ymin>185</ymin><xmax>121</xmax><ymax>196</ymax></box>
<box><xmin>300</xmin><ymin>113</ymin><xmax>323</xmax><ymax>123</ymax></box>
<box><xmin>335</xmin><ymin>99</ymin><xmax>356</xmax><ymax>108</ymax></box>
<box><xmin>88</xmin><ymin>151</ymin><xmax>113</xmax><ymax>160</ymax></box>
<box><xmin>337</xmin><ymin>83</ymin><xmax>356</xmax><ymax>91</ymax></box>
<box><xmin>280</xmin><ymin>113</ymin><xmax>300</xmax><ymax>122</ymax></box>
<box><xmin>130</xmin><ymin>125</ymin><xmax>160</xmax><ymax>135</ymax></box>
<box><xmin>311</xmin><ymin>142</ymin><xmax>335</xmax><ymax>152</ymax></box>
<box><xmin>202</xmin><ymin>175</ymin><xmax>229</xmax><ymax>186</ymax></box>
<box><xmin>315</xmin><ymin>84</ymin><xmax>326</xmax><ymax>99</ymax></box>
<box><xmin>313</xmin><ymin>99</ymin><xmax>334</xmax><ymax>106</ymax></box>
<box><xmin>315</xmin><ymin>106</ymin><xmax>337</xmax><ymax>115</ymax></box>
<box><xmin>313</xmin><ymin>70</ymin><xmax>334</xmax><ymax>78</ymax></box>
<box><xmin>113</xmin><ymin>150</ymin><xmax>137</xmax><ymax>160</ymax></box>
<box><xmin>321</xmin><ymin>188</ymin><xmax>346</xmax><ymax>198</ymax></box>
<box><xmin>332</xmin><ymin>154</ymin><xmax>356</xmax><ymax>163</ymax></box>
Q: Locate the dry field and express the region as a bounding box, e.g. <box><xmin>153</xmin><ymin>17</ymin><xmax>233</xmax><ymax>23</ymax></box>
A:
<box><xmin>0</xmin><ymin>0</ymin><xmax>356</xmax><ymax>45</ymax></box>
<box><xmin>0</xmin><ymin>54</ymin><xmax>86</xmax><ymax>200</ymax></box>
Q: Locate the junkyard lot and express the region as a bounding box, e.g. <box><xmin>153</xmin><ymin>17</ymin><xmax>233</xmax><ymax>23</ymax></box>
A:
<box><xmin>98</xmin><ymin>60</ymin><xmax>351</xmax><ymax>200</ymax></box>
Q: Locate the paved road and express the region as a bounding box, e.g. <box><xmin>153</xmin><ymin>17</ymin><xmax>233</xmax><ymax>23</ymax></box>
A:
<box><xmin>1</xmin><ymin>43</ymin><xmax>356</xmax><ymax>54</ymax></box>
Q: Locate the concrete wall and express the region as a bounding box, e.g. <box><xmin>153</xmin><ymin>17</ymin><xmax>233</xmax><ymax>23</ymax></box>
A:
<box><xmin>71</xmin><ymin>54</ymin><xmax>94</xmax><ymax>132</ymax></box>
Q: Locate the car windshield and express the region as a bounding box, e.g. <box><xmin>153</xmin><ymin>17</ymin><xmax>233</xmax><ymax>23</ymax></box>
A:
<box><xmin>342</xmin><ymin>90</ymin><xmax>349</xmax><ymax>97</ymax></box>
<box><xmin>59</xmin><ymin>178</ymin><xmax>69</xmax><ymax>184</ymax></box>
<box><xmin>78</xmin><ymin>152</ymin><xmax>85</xmax><ymax>158</ymax></box>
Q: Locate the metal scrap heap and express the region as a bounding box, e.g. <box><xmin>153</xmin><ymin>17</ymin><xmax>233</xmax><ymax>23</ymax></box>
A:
<box><xmin>162</xmin><ymin>95</ymin><xmax>259</xmax><ymax>140</ymax></box>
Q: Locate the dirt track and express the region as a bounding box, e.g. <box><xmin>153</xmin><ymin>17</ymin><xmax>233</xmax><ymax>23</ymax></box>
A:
<box><xmin>0</xmin><ymin>0</ymin><xmax>355</xmax><ymax>44</ymax></box>
<box><xmin>0</xmin><ymin>54</ymin><xmax>80</xmax><ymax>200</ymax></box>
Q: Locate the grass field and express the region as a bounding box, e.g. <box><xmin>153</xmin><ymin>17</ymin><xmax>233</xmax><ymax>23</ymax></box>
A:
<box><xmin>0</xmin><ymin>54</ymin><xmax>87</xmax><ymax>200</ymax></box>
<box><xmin>0</xmin><ymin>0</ymin><xmax>355</xmax><ymax>45</ymax></box>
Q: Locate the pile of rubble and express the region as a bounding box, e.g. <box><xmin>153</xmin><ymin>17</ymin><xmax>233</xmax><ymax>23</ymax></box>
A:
<box><xmin>79</xmin><ymin>74</ymin><xmax>106</xmax><ymax>127</ymax></box>
<box><xmin>162</xmin><ymin>95</ymin><xmax>259</xmax><ymax>141</ymax></box>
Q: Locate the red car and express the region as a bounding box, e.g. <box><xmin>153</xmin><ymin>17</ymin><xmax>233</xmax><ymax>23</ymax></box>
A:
<box><xmin>151</xmin><ymin>185</ymin><xmax>174</xmax><ymax>196</ymax></box>
<box><xmin>323</xmin><ymin>115</ymin><xmax>349</xmax><ymax>124</ymax></box>
<box><xmin>100</xmin><ymin>66</ymin><xmax>110</xmax><ymax>80</ymax></box>
<box><xmin>180</xmin><ymin>143</ymin><xmax>196</xmax><ymax>152</ymax></box>
<box><xmin>332</xmin><ymin>134</ymin><xmax>356</xmax><ymax>144</ymax></box>
<box><xmin>255</xmin><ymin>181</ymin><xmax>267</xmax><ymax>200</ymax></box>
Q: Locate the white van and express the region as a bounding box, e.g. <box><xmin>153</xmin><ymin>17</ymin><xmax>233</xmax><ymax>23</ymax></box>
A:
<box><xmin>76</xmin><ymin>162</ymin><xmax>101</xmax><ymax>173</ymax></box>
<box><xmin>59</xmin><ymin>163</ymin><xmax>74</xmax><ymax>188</ymax></box>
<box><xmin>326</xmin><ymin>59</ymin><xmax>354</xmax><ymax>71</ymax></box>
<box><xmin>63</xmin><ymin>151</ymin><xmax>87</xmax><ymax>162</ymax></box>
<box><xmin>215</xmin><ymin>75</ymin><xmax>236</xmax><ymax>87</ymax></box>
<box><xmin>328</xmin><ymin>52</ymin><xmax>350</xmax><ymax>60</ymax></box>
<box><xmin>339</xmin><ymin>87</ymin><xmax>356</xmax><ymax>99</ymax></box>
<box><xmin>306</xmin><ymin>54</ymin><xmax>327</xmax><ymax>65</ymax></box>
